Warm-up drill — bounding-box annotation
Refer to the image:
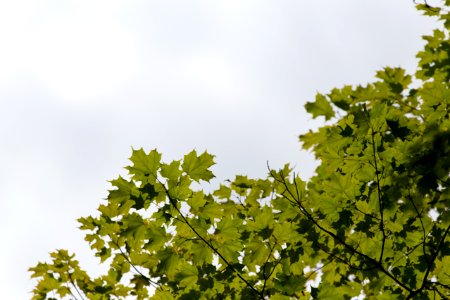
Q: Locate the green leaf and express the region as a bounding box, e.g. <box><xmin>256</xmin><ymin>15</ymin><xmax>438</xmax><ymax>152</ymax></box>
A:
<box><xmin>175</xmin><ymin>263</ymin><xmax>198</xmax><ymax>288</ymax></box>
<box><xmin>159</xmin><ymin>252</ymin><xmax>180</xmax><ymax>281</ymax></box>
<box><xmin>187</xmin><ymin>191</ymin><xmax>207</xmax><ymax>212</ymax></box>
<box><xmin>199</xmin><ymin>202</ymin><xmax>222</xmax><ymax>220</ymax></box>
<box><xmin>316</xmin><ymin>283</ymin><xmax>343</xmax><ymax>300</ymax></box>
<box><xmin>144</xmin><ymin>223</ymin><xmax>169</xmax><ymax>252</ymax></box>
<box><xmin>127</xmin><ymin>148</ymin><xmax>162</xmax><ymax>181</ymax></box>
<box><xmin>161</xmin><ymin>160</ymin><xmax>182</xmax><ymax>181</ymax></box>
<box><xmin>213</xmin><ymin>184</ymin><xmax>232</xmax><ymax>199</ymax></box>
<box><xmin>108</xmin><ymin>176</ymin><xmax>136</xmax><ymax>204</ymax></box>
<box><xmin>216</xmin><ymin>216</ymin><xmax>241</xmax><ymax>241</ymax></box>
<box><xmin>191</xmin><ymin>240</ymin><xmax>213</xmax><ymax>264</ymax></box>
<box><xmin>122</xmin><ymin>213</ymin><xmax>147</xmax><ymax>248</ymax></box>
<box><xmin>168</xmin><ymin>175</ymin><xmax>192</xmax><ymax>200</ymax></box>
<box><xmin>182</xmin><ymin>150</ymin><xmax>215</xmax><ymax>182</ymax></box>
<box><xmin>305</xmin><ymin>93</ymin><xmax>335</xmax><ymax>120</ymax></box>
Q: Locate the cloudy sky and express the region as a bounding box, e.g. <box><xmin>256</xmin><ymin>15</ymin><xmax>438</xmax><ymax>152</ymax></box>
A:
<box><xmin>0</xmin><ymin>0</ymin><xmax>439</xmax><ymax>298</ymax></box>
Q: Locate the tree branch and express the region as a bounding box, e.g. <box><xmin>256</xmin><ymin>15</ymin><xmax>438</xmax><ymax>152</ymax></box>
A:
<box><xmin>406</xmin><ymin>189</ymin><xmax>430</xmax><ymax>264</ymax></box>
<box><xmin>315</xmin><ymin>243</ymin><xmax>378</xmax><ymax>272</ymax></box>
<box><xmin>261</xmin><ymin>242</ymin><xmax>275</xmax><ymax>295</ymax></box>
<box><xmin>68</xmin><ymin>272</ymin><xmax>85</xmax><ymax>300</ymax></box>
<box><xmin>270</xmin><ymin>171</ymin><xmax>413</xmax><ymax>293</ymax></box>
<box><xmin>406</xmin><ymin>224</ymin><xmax>450</xmax><ymax>299</ymax></box>
<box><xmin>422</xmin><ymin>224</ymin><xmax>450</xmax><ymax>286</ymax></box>
<box><xmin>158</xmin><ymin>179</ymin><xmax>264</xmax><ymax>299</ymax></box>
<box><xmin>110</xmin><ymin>239</ymin><xmax>161</xmax><ymax>288</ymax></box>
<box><xmin>353</xmin><ymin>203</ymin><xmax>381</xmax><ymax>221</ymax></box>
<box><xmin>365</xmin><ymin>106</ymin><xmax>387</xmax><ymax>264</ymax></box>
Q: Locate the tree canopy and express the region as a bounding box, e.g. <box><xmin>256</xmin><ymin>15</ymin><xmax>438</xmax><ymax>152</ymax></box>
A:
<box><xmin>30</xmin><ymin>3</ymin><xmax>450</xmax><ymax>299</ymax></box>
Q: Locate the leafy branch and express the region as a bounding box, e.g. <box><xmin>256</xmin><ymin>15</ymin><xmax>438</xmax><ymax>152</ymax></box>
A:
<box><xmin>413</xmin><ymin>0</ymin><xmax>446</xmax><ymax>12</ymax></box>
<box><xmin>270</xmin><ymin>169</ymin><xmax>413</xmax><ymax>293</ymax></box>
<box><xmin>29</xmin><ymin>5</ymin><xmax>450</xmax><ymax>298</ymax></box>
<box><xmin>261</xmin><ymin>241</ymin><xmax>281</xmax><ymax>296</ymax></box>
<box><xmin>158</xmin><ymin>179</ymin><xmax>265</xmax><ymax>299</ymax></box>
<box><xmin>406</xmin><ymin>189</ymin><xmax>430</xmax><ymax>265</ymax></box>
<box><xmin>68</xmin><ymin>272</ymin><xmax>85</xmax><ymax>300</ymax></box>
<box><xmin>110</xmin><ymin>239</ymin><xmax>161</xmax><ymax>289</ymax></box>
<box><xmin>315</xmin><ymin>242</ymin><xmax>378</xmax><ymax>272</ymax></box>
<box><xmin>362</xmin><ymin>103</ymin><xmax>387</xmax><ymax>264</ymax></box>
<box><xmin>406</xmin><ymin>224</ymin><xmax>450</xmax><ymax>299</ymax></box>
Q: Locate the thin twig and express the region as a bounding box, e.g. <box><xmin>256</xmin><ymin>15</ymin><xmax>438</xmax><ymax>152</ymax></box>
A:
<box><xmin>407</xmin><ymin>189</ymin><xmax>429</xmax><ymax>264</ymax></box>
<box><xmin>261</xmin><ymin>242</ymin><xmax>276</xmax><ymax>296</ymax></box>
<box><xmin>68</xmin><ymin>272</ymin><xmax>85</xmax><ymax>300</ymax></box>
<box><xmin>270</xmin><ymin>169</ymin><xmax>412</xmax><ymax>293</ymax></box>
<box><xmin>364</xmin><ymin>104</ymin><xmax>387</xmax><ymax>264</ymax></box>
<box><xmin>406</xmin><ymin>224</ymin><xmax>450</xmax><ymax>299</ymax></box>
<box><xmin>111</xmin><ymin>239</ymin><xmax>161</xmax><ymax>288</ymax></box>
<box><xmin>158</xmin><ymin>179</ymin><xmax>264</xmax><ymax>299</ymax></box>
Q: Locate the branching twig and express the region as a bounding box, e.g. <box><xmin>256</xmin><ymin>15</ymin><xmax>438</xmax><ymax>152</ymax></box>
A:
<box><xmin>406</xmin><ymin>224</ymin><xmax>450</xmax><ymax>299</ymax></box>
<box><xmin>427</xmin><ymin>281</ymin><xmax>450</xmax><ymax>290</ymax></box>
<box><xmin>110</xmin><ymin>239</ymin><xmax>161</xmax><ymax>288</ymax></box>
<box><xmin>315</xmin><ymin>243</ymin><xmax>377</xmax><ymax>272</ymax></box>
<box><xmin>421</xmin><ymin>224</ymin><xmax>450</xmax><ymax>284</ymax></box>
<box><xmin>270</xmin><ymin>169</ymin><xmax>412</xmax><ymax>293</ymax></box>
<box><xmin>261</xmin><ymin>242</ymin><xmax>275</xmax><ymax>295</ymax></box>
<box><xmin>354</xmin><ymin>205</ymin><xmax>381</xmax><ymax>221</ymax></box>
<box><xmin>68</xmin><ymin>272</ymin><xmax>85</xmax><ymax>300</ymax></box>
<box><xmin>158</xmin><ymin>179</ymin><xmax>264</xmax><ymax>299</ymax></box>
<box><xmin>364</xmin><ymin>105</ymin><xmax>387</xmax><ymax>264</ymax></box>
<box><xmin>390</xmin><ymin>240</ymin><xmax>424</xmax><ymax>268</ymax></box>
<box><xmin>407</xmin><ymin>189</ymin><xmax>429</xmax><ymax>264</ymax></box>
<box><xmin>413</xmin><ymin>0</ymin><xmax>443</xmax><ymax>12</ymax></box>
<box><xmin>304</xmin><ymin>260</ymin><xmax>333</xmax><ymax>281</ymax></box>
<box><xmin>433</xmin><ymin>287</ymin><xmax>448</xmax><ymax>299</ymax></box>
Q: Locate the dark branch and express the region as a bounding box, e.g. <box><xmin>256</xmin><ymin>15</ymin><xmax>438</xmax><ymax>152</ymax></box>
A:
<box><xmin>315</xmin><ymin>243</ymin><xmax>378</xmax><ymax>272</ymax></box>
<box><xmin>364</xmin><ymin>104</ymin><xmax>387</xmax><ymax>264</ymax></box>
<box><xmin>261</xmin><ymin>241</ymin><xmax>276</xmax><ymax>296</ymax></box>
<box><xmin>111</xmin><ymin>239</ymin><xmax>161</xmax><ymax>288</ymax></box>
<box><xmin>406</xmin><ymin>224</ymin><xmax>450</xmax><ymax>299</ymax></box>
<box><xmin>68</xmin><ymin>272</ymin><xmax>85</xmax><ymax>300</ymax></box>
<box><xmin>421</xmin><ymin>225</ymin><xmax>450</xmax><ymax>287</ymax></box>
<box><xmin>354</xmin><ymin>205</ymin><xmax>381</xmax><ymax>221</ymax></box>
<box><xmin>413</xmin><ymin>0</ymin><xmax>442</xmax><ymax>12</ymax></box>
<box><xmin>270</xmin><ymin>170</ymin><xmax>412</xmax><ymax>293</ymax></box>
<box><xmin>407</xmin><ymin>189</ymin><xmax>430</xmax><ymax>264</ymax></box>
<box><xmin>158</xmin><ymin>179</ymin><xmax>264</xmax><ymax>299</ymax></box>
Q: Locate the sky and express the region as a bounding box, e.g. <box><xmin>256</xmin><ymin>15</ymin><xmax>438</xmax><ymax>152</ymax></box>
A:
<box><xmin>0</xmin><ymin>0</ymin><xmax>440</xmax><ymax>298</ymax></box>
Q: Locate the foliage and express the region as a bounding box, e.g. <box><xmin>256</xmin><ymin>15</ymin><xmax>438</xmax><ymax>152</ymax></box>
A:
<box><xmin>30</xmin><ymin>3</ymin><xmax>450</xmax><ymax>299</ymax></box>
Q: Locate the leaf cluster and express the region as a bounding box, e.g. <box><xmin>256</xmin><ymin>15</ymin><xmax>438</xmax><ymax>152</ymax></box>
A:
<box><xmin>30</xmin><ymin>4</ymin><xmax>450</xmax><ymax>300</ymax></box>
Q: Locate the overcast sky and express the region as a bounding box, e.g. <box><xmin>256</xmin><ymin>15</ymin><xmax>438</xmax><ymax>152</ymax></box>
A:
<box><xmin>0</xmin><ymin>1</ymin><xmax>439</xmax><ymax>298</ymax></box>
